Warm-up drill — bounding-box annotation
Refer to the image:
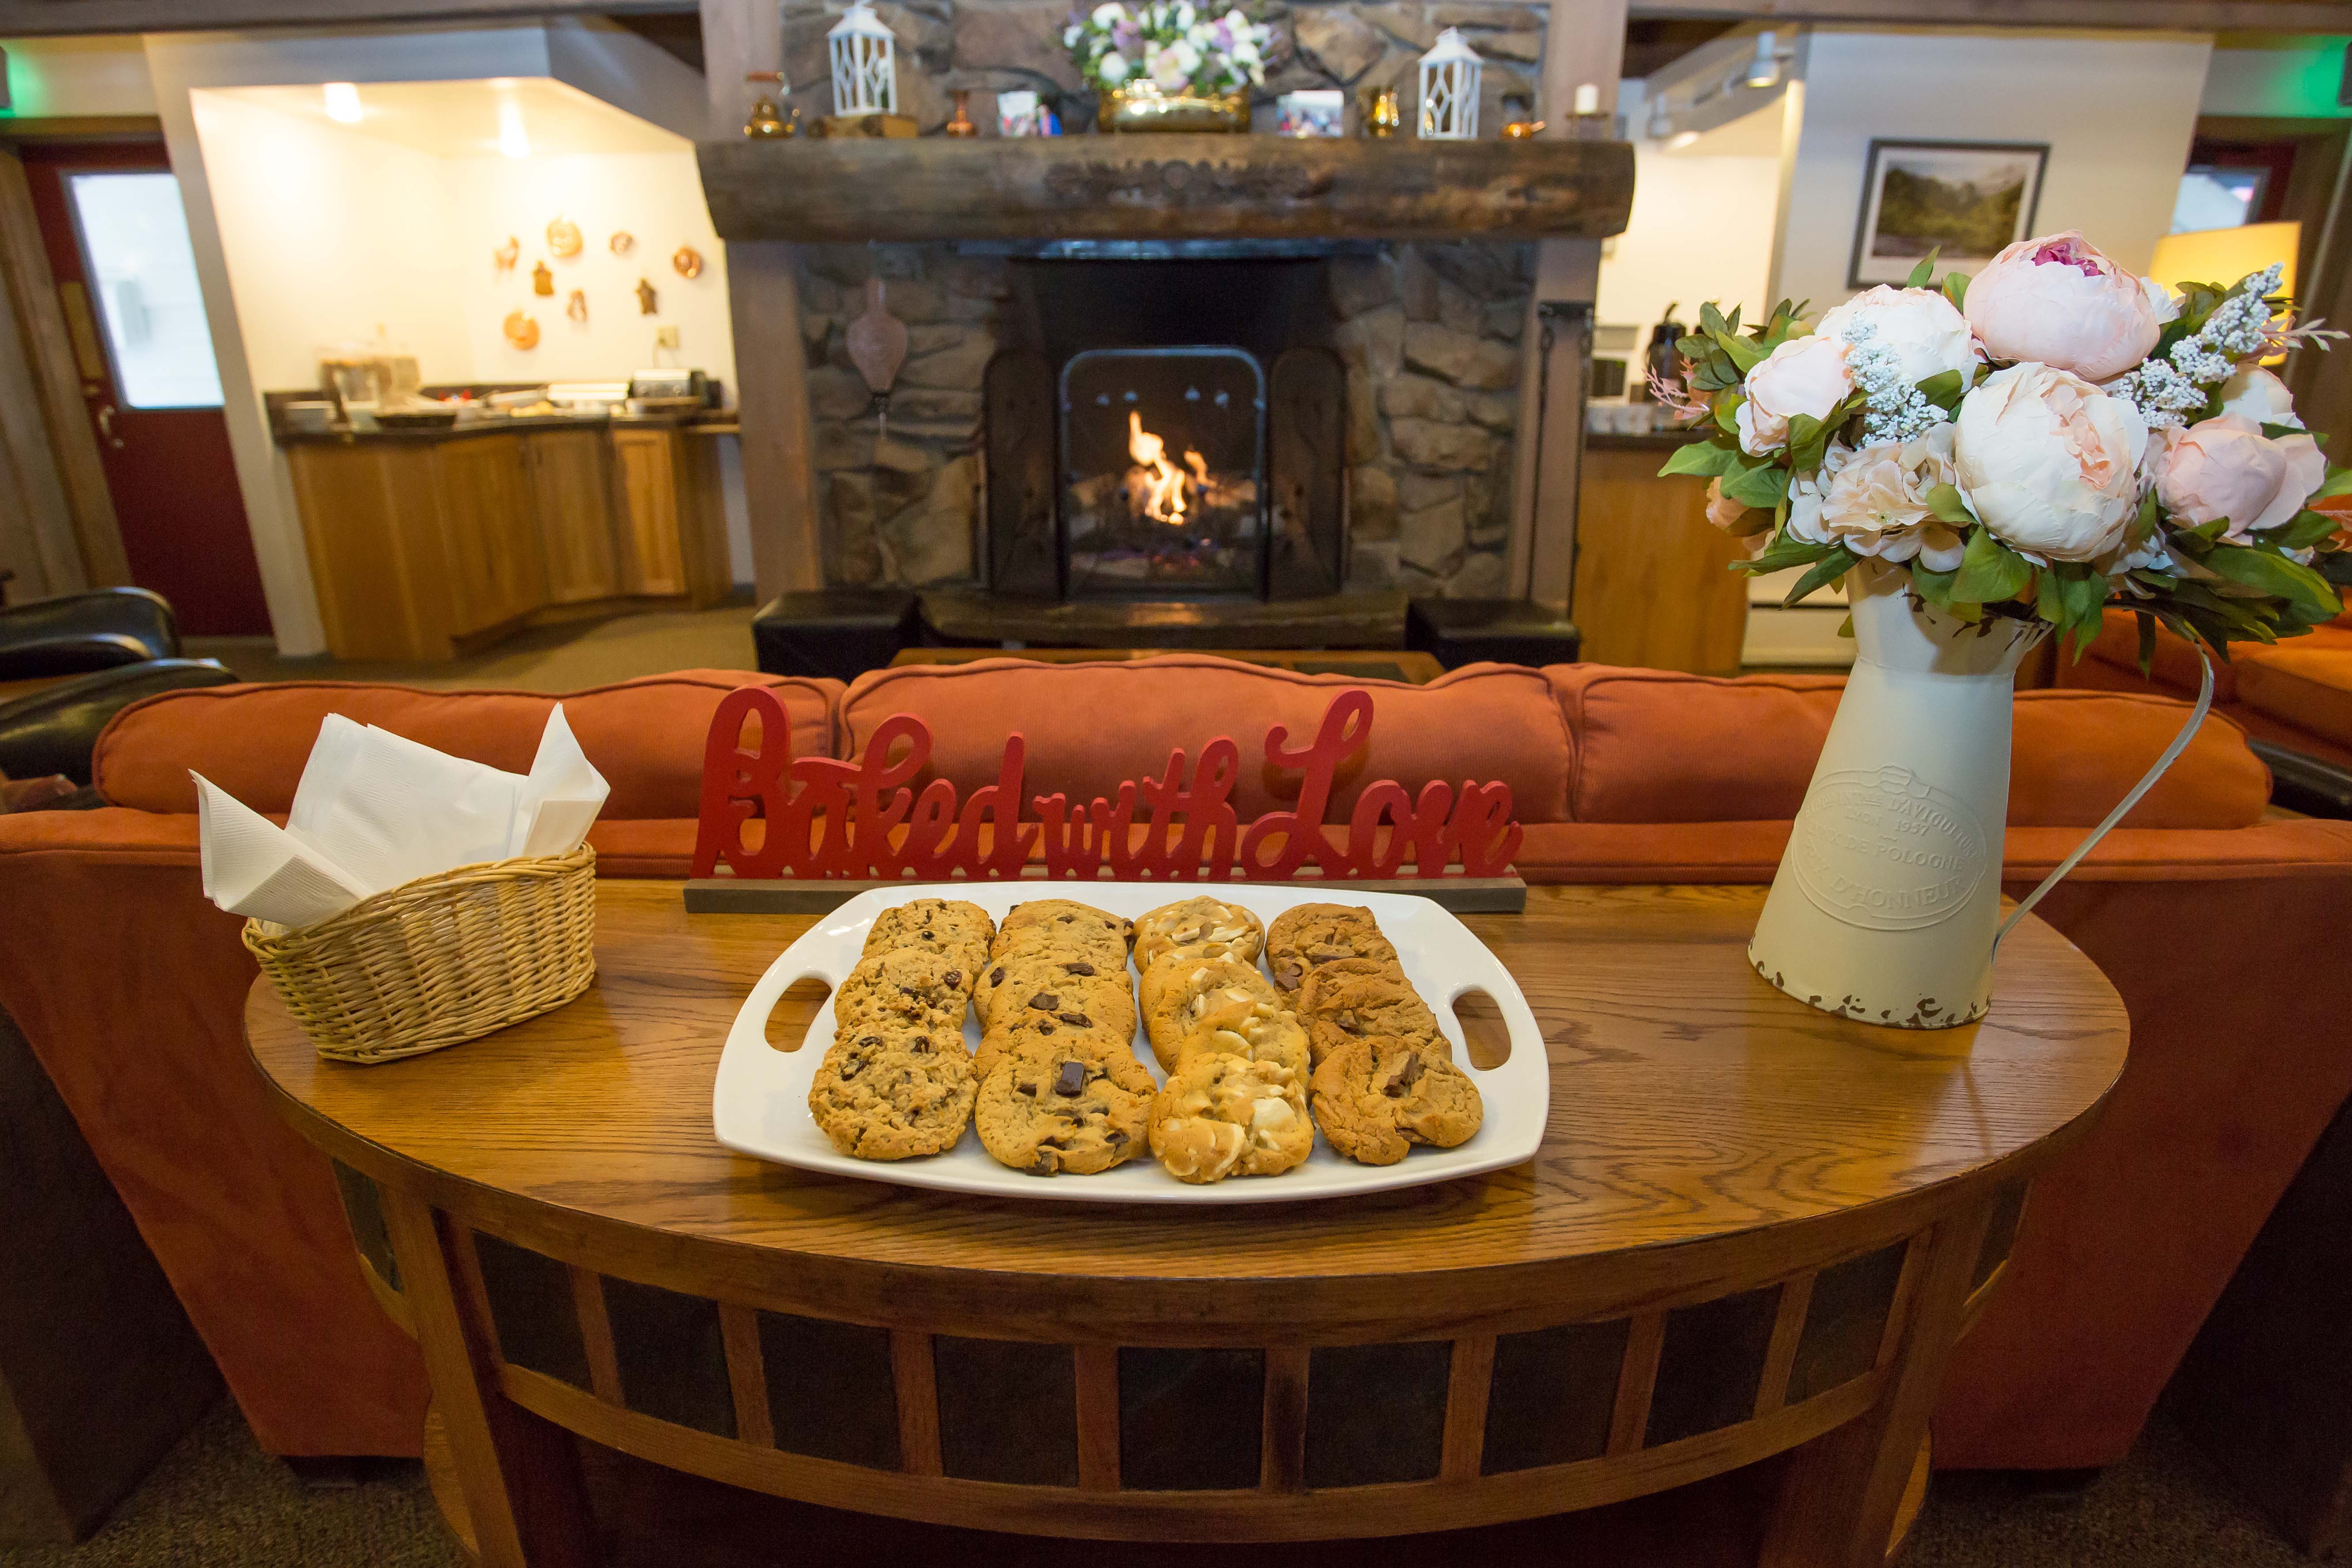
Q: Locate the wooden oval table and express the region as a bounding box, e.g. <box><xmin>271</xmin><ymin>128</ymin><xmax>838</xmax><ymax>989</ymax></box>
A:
<box><xmin>246</xmin><ymin>882</ymin><xmax>2126</xmax><ymax>1568</ymax></box>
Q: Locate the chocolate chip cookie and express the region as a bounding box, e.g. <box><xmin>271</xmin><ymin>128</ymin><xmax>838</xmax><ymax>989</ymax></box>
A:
<box><xmin>1170</xmin><ymin>993</ymin><xmax>1311</xmax><ymax>1081</ymax></box>
<box><xmin>1132</xmin><ymin>896</ymin><xmax>1265</xmax><ymax>975</ymax></box>
<box><xmin>974</xmin><ymin>992</ymin><xmax>1137</xmax><ymax>1077</ymax></box>
<box><xmin>831</xmin><ymin>949</ymin><xmax>972</xmax><ymax>1039</ymax></box>
<box><xmin>862</xmin><ymin>898</ymin><xmax>995</xmax><ymax>982</ymax></box>
<box><xmin>1294</xmin><ymin>957</ymin><xmax>1444</xmax><ymax>1067</ymax></box>
<box><xmin>807</xmin><ymin>1027</ymin><xmax>976</xmax><ymax>1161</ymax></box>
<box><xmin>1265</xmin><ymin>904</ymin><xmax>1401</xmax><ymax>995</ymax></box>
<box><xmin>975</xmin><ymin>1043</ymin><xmax>1155</xmax><ymax>1176</ymax></box>
<box><xmin>1148</xmin><ymin>1052</ymin><xmax>1314</xmax><ymax>1184</ymax></box>
<box><xmin>1309</xmin><ymin>1035</ymin><xmax>1482</xmax><ymax>1165</ymax></box>
<box><xmin>975</xmin><ymin>951</ymin><xmax>1135</xmax><ymax>1034</ymax></box>
<box><xmin>996</xmin><ymin>900</ymin><xmax>1131</xmax><ymax>967</ymax></box>
<box><xmin>1141</xmin><ymin>955</ymin><xmax>1282</xmax><ymax>1072</ymax></box>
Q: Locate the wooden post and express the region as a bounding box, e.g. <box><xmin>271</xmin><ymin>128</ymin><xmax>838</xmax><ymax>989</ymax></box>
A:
<box><xmin>1759</xmin><ymin>1198</ymin><xmax>1999</xmax><ymax>1568</ymax></box>
<box><xmin>1513</xmin><ymin>0</ymin><xmax>1627</xmax><ymax>610</ymax></box>
<box><xmin>380</xmin><ymin>1192</ymin><xmax>598</xmax><ymax>1568</ymax></box>
<box><xmin>700</xmin><ymin>0</ymin><xmax>826</xmax><ymax>601</ymax></box>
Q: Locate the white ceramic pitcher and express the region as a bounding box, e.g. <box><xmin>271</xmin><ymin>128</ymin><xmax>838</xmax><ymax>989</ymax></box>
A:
<box><xmin>1748</xmin><ymin>561</ymin><xmax>2050</xmax><ymax>1028</ymax></box>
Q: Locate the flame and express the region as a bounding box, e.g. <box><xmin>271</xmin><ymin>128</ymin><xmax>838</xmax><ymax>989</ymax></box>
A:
<box><xmin>1127</xmin><ymin>410</ymin><xmax>1189</xmax><ymax>524</ymax></box>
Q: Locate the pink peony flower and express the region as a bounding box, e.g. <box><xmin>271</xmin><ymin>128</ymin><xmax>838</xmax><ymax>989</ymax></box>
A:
<box><xmin>2154</xmin><ymin>413</ymin><xmax>2325</xmax><ymax>542</ymax></box>
<box><xmin>1952</xmin><ymin>362</ymin><xmax>2148</xmax><ymax>562</ymax></box>
<box><xmin>1704</xmin><ymin>476</ymin><xmax>1746</xmax><ymax>531</ymax></box>
<box><xmin>1787</xmin><ymin>427</ymin><xmax>1968</xmax><ymax>569</ymax></box>
<box><xmin>1816</xmin><ymin>286</ymin><xmax>1979</xmax><ymax>386</ymax></box>
<box><xmin>1963</xmin><ymin>232</ymin><xmax>2164</xmax><ymax>383</ymax></box>
<box><xmin>1734</xmin><ymin>333</ymin><xmax>1852</xmax><ymax>456</ymax></box>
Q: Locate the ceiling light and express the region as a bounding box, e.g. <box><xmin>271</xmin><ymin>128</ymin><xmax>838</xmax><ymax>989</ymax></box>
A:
<box><xmin>322</xmin><ymin>81</ymin><xmax>362</xmax><ymax>123</ymax></box>
<box><xmin>498</xmin><ymin>98</ymin><xmax>531</xmax><ymax>159</ymax></box>
<box><xmin>1745</xmin><ymin>33</ymin><xmax>1781</xmax><ymax>90</ymax></box>
<box><xmin>1668</xmin><ymin>129</ymin><xmax>1700</xmax><ymax>150</ymax></box>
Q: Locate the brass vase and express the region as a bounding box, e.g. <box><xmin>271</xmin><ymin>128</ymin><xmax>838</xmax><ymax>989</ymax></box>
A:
<box><xmin>1098</xmin><ymin>82</ymin><xmax>1250</xmax><ymax>133</ymax></box>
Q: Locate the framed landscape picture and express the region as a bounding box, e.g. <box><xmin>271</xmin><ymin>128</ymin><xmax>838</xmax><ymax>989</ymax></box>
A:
<box><xmin>1847</xmin><ymin>139</ymin><xmax>2049</xmax><ymax>288</ymax></box>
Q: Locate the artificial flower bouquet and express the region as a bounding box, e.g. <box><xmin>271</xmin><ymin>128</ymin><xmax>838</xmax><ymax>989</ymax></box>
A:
<box><xmin>1663</xmin><ymin>231</ymin><xmax>2349</xmax><ymax>665</ymax></box>
<box><xmin>1063</xmin><ymin>1</ymin><xmax>1271</xmax><ymax>98</ymax></box>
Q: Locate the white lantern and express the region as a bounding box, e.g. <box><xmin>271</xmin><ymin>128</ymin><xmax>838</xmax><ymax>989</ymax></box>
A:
<box><xmin>1417</xmin><ymin>27</ymin><xmax>1481</xmax><ymax>140</ymax></box>
<box><xmin>827</xmin><ymin>0</ymin><xmax>898</xmax><ymax>117</ymax></box>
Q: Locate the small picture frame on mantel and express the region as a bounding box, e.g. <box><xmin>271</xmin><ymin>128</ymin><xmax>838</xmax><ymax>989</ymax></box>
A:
<box><xmin>1847</xmin><ymin>138</ymin><xmax>2049</xmax><ymax>289</ymax></box>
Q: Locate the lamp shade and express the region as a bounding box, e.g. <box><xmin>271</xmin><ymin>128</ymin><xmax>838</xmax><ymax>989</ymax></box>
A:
<box><xmin>828</xmin><ymin>0</ymin><xmax>898</xmax><ymax>117</ymax></box>
<box><xmin>1418</xmin><ymin>27</ymin><xmax>1482</xmax><ymax>140</ymax></box>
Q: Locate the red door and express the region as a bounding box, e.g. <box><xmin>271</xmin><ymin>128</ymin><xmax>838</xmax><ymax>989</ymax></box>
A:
<box><xmin>22</xmin><ymin>142</ymin><xmax>270</xmax><ymax>636</ymax></box>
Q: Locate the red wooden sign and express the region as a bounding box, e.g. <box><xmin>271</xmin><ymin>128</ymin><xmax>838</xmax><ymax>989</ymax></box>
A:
<box><xmin>689</xmin><ymin>687</ymin><xmax>1523</xmax><ymax>882</ymax></box>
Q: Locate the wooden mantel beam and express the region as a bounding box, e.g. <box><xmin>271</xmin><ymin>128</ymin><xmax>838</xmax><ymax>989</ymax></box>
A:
<box><xmin>697</xmin><ymin>137</ymin><xmax>1636</xmax><ymax>247</ymax></box>
<box><xmin>0</xmin><ymin>0</ymin><xmax>679</xmax><ymax>34</ymax></box>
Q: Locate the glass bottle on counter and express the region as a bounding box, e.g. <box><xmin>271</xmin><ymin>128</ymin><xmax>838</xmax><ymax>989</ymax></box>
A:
<box><xmin>1629</xmin><ymin>302</ymin><xmax>1686</xmax><ymax>405</ymax></box>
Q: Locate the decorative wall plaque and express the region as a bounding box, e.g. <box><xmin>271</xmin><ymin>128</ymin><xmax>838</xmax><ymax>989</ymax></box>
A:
<box><xmin>531</xmin><ymin>260</ymin><xmax>554</xmax><ymax>296</ymax></box>
<box><xmin>636</xmin><ymin>277</ymin><xmax>659</xmax><ymax>314</ymax></box>
<box><xmin>673</xmin><ymin>245</ymin><xmax>704</xmax><ymax>279</ymax></box>
<box><xmin>566</xmin><ymin>288</ymin><xmax>588</xmax><ymax>324</ymax></box>
<box><xmin>503</xmin><ymin>310</ymin><xmax>539</xmax><ymax>350</ymax></box>
<box><xmin>493</xmin><ymin>235</ymin><xmax>519</xmax><ymax>272</ymax></box>
<box><xmin>547</xmin><ymin>216</ymin><xmax>583</xmax><ymax>258</ymax></box>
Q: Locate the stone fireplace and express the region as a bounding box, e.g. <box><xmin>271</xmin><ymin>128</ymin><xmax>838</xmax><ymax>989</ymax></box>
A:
<box><xmin>795</xmin><ymin>236</ymin><xmax>1536</xmax><ymax>600</ymax></box>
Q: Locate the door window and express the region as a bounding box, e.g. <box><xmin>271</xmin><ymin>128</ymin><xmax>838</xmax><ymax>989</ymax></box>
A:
<box><xmin>66</xmin><ymin>171</ymin><xmax>223</xmax><ymax>410</ymax></box>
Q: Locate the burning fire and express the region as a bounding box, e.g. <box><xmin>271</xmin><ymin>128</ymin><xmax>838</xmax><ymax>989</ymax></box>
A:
<box><xmin>1126</xmin><ymin>410</ymin><xmax>1209</xmax><ymax>525</ymax></box>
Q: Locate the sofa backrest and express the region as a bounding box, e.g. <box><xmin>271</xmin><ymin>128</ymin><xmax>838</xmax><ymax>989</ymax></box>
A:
<box><xmin>837</xmin><ymin>657</ymin><xmax>1575</xmax><ymax>823</ymax></box>
<box><xmin>1547</xmin><ymin>666</ymin><xmax>2269</xmax><ymax>830</ymax></box>
<box><xmin>94</xmin><ymin>670</ymin><xmax>841</xmax><ymax>819</ymax></box>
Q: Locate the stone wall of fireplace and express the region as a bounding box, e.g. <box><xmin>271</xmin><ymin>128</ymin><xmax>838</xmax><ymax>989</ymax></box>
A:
<box><xmin>783</xmin><ymin>0</ymin><xmax>1549</xmax><ymax>599</ymax></box>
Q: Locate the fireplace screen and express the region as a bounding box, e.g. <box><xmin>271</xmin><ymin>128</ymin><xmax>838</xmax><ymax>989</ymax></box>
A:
<box><xmin>1059</xmin><ymin>347</ymin><xmax>1264</xmax><ymax>597</ymax></box>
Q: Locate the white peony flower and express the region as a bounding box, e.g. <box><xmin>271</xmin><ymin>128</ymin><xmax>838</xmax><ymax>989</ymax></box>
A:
<box><xmin>1734</xmin><ymin>333</ymin><xmax>1853</xmax><ymax>456</ymax></box>
<box><xmin>2141</xmin><ymin>274</ymin><xmax>2182</xmax><ymax>327</ymax></box>
<box><xmin>1093</xmin><ymin>1</ymin><xmax>1125</xmax><ymax>24</ymax></box>
<box><xmin>2217</xmin><ymin>365</ymin><xmax>2303</xmax><ymax>430</ymax></box>
<box><xmin>1953</xmin><ymin>362</ymin><xmax>2149</xmax><ymax>563</ymax></box>
<box><xmin>1785</xmin><ymin>427</ymin><xmax>1968</xmax><ymax>570</ymax></box>
<box><xmin>1150</xmin><ymin>43</ymin><xmax>1193</xmax><ymax>89</ymax></box>
<box><xmin>1175</xmin><ymin>1</ymin><xmax>1195</xmax><ymax>27</ymax></box>
<box><xmin>1097</xmin><ymin>48</ymin><xmax>1130</xmax><ymax>81</ymax></box>
<box><xmin>1816</xmin><ymin>286</ymin><xmax>1979</xmax><ymax>388</ymax></box>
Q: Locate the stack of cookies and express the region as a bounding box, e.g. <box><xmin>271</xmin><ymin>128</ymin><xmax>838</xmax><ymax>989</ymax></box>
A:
<box><xmin>972</xmin><ymin>900</ymin><xmax>1157</xmax><ymax>1176</ymax></box>
<box><xmin>1276</xmin><ymin>905</ymin><xmax>1485</xmax><ymax>1167</ymax></box>
<box><xmin>806</xmin><ymin>899</ymin><xmax>995</xmax><ymax>1161</ymax></box>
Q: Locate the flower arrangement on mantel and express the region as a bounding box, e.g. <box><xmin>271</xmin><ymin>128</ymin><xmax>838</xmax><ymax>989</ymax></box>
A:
<box><xmin>1063</xmin><ymin>1</ymin><xmax>1273</xmax><ymax>98</ymax></box>
<box><xmin>1663</xmin><ymin>231</ymin><xmax>2351</xmax><ymax>665</ymax></box>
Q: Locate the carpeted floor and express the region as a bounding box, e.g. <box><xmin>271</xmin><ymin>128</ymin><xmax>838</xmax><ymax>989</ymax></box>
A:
<box><xmin>185</xmin><ymin>601</ymin><xmax>760</xmax><ymax>693</ymax></box>
<box><xmin>0</xmin><ymin>1400</ymin><xmax>2307</xmax><ymax>1568</ymax></box>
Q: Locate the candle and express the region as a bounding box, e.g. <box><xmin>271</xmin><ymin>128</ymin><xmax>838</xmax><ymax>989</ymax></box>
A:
<box><xmin>1572</xmin><ymin>83</ymin><xmax>1600</xmax><ymax>116</ymax></box>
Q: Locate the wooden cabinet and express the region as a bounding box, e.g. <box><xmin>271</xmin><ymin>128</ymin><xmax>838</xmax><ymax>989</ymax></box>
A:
<box><xmin>432</xmin><ymin>433</ymin><xmax>543</xmax><ymax>635</ymax></box>
<box><xmin>609</xmin><ymin>427</ymin><xmax>686</xmax><ymax>597</ymax></box>
<box><xmin>286</xmin><ymin>422</ymin><xmax>733</xmax><ymax>660</ymax></box>
<box><xmin>522</xmin><ymin>430</ymin><xmax>620</xmax><ymax>604</ymax></box>
<box><xmin>1572</xmin><ymin>441</ymin><xmax>1750</xmax><ymax>675</ymax></box>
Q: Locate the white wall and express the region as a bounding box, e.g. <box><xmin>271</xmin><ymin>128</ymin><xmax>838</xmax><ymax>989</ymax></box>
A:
<box><xmin>1772</xmin><ymin>29</ymin><xmax>2213</xmax><ymax>314</ymax></box>
<box><xmin>0</xmin><ymin>35</ymin><xmax>156</xmax><ymax>117</ymax></box>
<box><xmin>445</xmin><ymin>149</ymin><xmax>733</xmax><ymax>392</ymax></box>
<box><xmin>1596</xmin><ymin>113</ymin><xmax>1788</xmax><ymax>339</ymax></box>
<box><xmin>191</xmin><ymin>90</ymin><xmax>470</xmax><ymax>391</ymax></box>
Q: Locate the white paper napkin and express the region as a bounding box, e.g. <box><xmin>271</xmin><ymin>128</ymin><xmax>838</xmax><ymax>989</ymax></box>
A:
<box><xmin>195</xmin><ymin>705</ymin><xmax>608</xmax><ymax>929</ymax></box>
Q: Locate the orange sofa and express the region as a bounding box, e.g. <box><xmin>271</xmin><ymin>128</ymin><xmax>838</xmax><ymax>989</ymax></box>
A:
<box><xmin>2062</xmin><ymin>607</ymin><xmax>2352</xmax><ymax>772</ymax></box>
<box><xmin>0</xmin><ymin>656</ymin><xmax>2346</xmax><ymax>1479</ymax></box>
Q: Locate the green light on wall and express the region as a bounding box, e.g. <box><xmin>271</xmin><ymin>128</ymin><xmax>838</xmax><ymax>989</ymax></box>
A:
<box><xmin>2258</xmin><ymin>38</ymin><xmax>2351</xmax><ymax>117</ymax></box>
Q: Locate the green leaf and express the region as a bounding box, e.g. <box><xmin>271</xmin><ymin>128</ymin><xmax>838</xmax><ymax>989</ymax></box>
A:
<box><xmin>2205</xmin><ymin>544</ymin><xmax>2346</xmax><ymax>618</ymax></box>
<box><xmin>1921</xmin><ymin>483</ymin><xmax>1975</xmax><ymax>527</ymax></box>
<box><xmin>1659</xmin><ymin>441</ymin><xmax>1738</xmax><ymax>479</ymax></box>
<box><xmin>1714</xmin><ymin>331</ymin><xmax>1766</xmax><ymax>374</ymax></box>
<box><xmin>1915</xmin><ymin>369</ymin><xmax>1965</xmax><ymax>412</ymax></box>
<box><xmin>1714</xmin><ymin>392</ymin><xmax>1744</xmax><ymax>438</ymax></box>
<box><xmin>1735</xmin><ymin>531</ymin><xmax>1836</xmax><ymax>576</ymax></box>
<box><xmin>1942</xmin><ymin>271</ymin><xmax>1968</xmax><ymax>310</ymax></box>
<box><xmin>1699</xmin><ymin>301</ymin><xmax>1730</xmax><ymax>339</ymax></box>
<box><xmin>2136</xmin><ymin>610</ymin><xmax>2157</xmax><ymax>675</ymax></box>
<box><xmin>1839</xmin><ymin>613</ymin><xmax>1855</xmax><ymax>639</ymax></box>
<box><xmin>1719</xmin><ymin>460</ymin><xmax>1792</xmax><ymax>511</ymax></box>
<box><xmin>2264</xmin><ymin>509</ymin><xmax>2342</xmax><ymax>551</ymax></box>
<box><xmin>1783</xmin><ymin>546</ymin><xmax>1858</xmax><ymax>607</ymax></box>
<box><xmin>2311</xmin><ymin>467</ymin><xmax>2352</xmax><ymax>501</ymax></box>
<box><xmin>2052</xmin><ymin>563</ymin><xmax>2113</xmax><ymax>652</ymax></box>
<box><xmin>1784</xmin><ymin>412</ymin><xmax>1829</xmax><ymax>475</ymax></box>
<box><xmin>1951</xmin><ymin>528</ymin><xmax>2034</xmax><ymax>605</ymax></box>
<box><xmin>2262</xmin><ymin>422</ymin><xmax>2305</xmax><ymax>440</ymax></box>
<box><xmin>1904</xmin><ymin>250</ymin><xmax>1940</xmax><ymax>288</ymax></box>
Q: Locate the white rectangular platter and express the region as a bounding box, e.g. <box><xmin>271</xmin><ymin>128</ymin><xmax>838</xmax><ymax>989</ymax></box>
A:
<box><xmin>712</xmin><ymin>882</ymin><xmax>1549</xmax><ymax>1205</ymax></box>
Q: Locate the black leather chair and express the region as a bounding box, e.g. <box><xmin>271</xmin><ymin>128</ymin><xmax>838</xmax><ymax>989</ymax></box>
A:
<box><xmin>0</xmin><ymin>660</ymin><xmax>235</xmax><ymax>786</ymax></box>
<box><xmin>0</xmin><ymin>588</ymin><xmax>180</xmax><ymax>680</ymax></box>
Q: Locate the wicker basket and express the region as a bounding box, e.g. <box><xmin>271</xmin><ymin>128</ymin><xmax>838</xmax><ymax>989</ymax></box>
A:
<box><xmin>244</xmin><ymin>844</ymin><xmax>598</xmax><ymax>1065</ymax></box>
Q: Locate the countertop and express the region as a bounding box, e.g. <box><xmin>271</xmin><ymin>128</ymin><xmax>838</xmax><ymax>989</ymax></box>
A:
<box><xmin>1585</xmin><ymin>428</ymin><xmax>1700</xmax><ymax>452</ymax></box>
<box><xmin>274</xmin><ymin>412</ymin><xmax>740</xmax><ymax>446</ymax></box>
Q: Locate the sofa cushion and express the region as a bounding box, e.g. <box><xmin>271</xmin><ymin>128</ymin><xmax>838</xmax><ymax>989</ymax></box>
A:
<box><xmin>2237</xmin><ymin>641</ymin><xmax>2352</xmax><ymax>750</ymax></box>
<box><xmin>837</xmin><ymin>656</ymin><xmax>1574</xmax><ymax>824</ymax></box>
<box><xmin>92</xmin><ymin>670</ymin><xmax>839</xmax><ymax>820</ymax></box>
<box><xmin>1549</xmin><ymin>665</ymin><xmax>2268</xmax><ymax>830</ymax></box>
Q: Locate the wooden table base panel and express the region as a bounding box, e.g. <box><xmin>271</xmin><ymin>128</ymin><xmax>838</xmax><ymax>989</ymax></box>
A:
<box><xmin>257</xmin><ymin>886</ymin><xmax>2111</xmax><ymax>1564</ymax></box>
<box><xmin>353</xmin><ymin>1185</ymin><xmax>2021</xmax><ymax>1554</ymax></box>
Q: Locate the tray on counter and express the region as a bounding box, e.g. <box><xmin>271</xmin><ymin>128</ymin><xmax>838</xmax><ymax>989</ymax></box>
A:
<box><xmin>712</xmin><ymin>882</ymin><xmax>1549</xmax><ymax>1205</ymax></box>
